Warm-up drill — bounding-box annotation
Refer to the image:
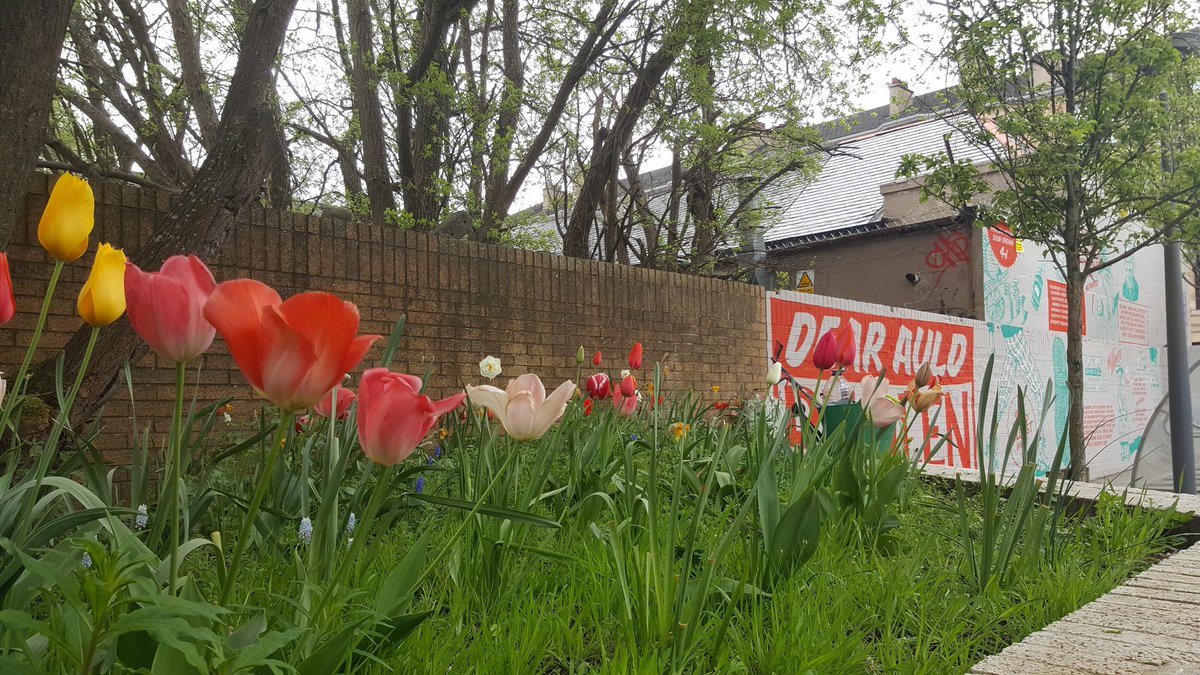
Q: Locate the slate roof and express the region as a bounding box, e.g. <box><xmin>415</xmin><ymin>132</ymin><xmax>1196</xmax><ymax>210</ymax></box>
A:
<box><xmin>763</xmin><ymin>113</ymin><xmax>990</xmax><ymax>248</ymax></box>
<box><xmin>510</xmin><ymin>85</ymin><xmax>989</xmax><ymax>254</ymax></box>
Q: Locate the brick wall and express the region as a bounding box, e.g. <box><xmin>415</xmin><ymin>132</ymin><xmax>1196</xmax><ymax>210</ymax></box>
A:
<box><xmin>6</xmin><ymin>173</ymin><xmax>767</xmax><ymax>462</ymax></box>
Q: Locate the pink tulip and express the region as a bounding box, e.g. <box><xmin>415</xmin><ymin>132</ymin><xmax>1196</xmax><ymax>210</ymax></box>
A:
<box><xmin>586</xmin><ymin>372</ymin><xmax>610</xmax><ymax>399</ymax></box>
<box><xmin>613</xmin><ymin>387</ymin><xmax>637</xmax><ymax>417</ymax></box>
<box><xmin>125</xmin><ymin>255</ymin><xmax>217</xmax><ymax>363</ymax></box>
<box><xmin>357</xmin><ymin>369</ymin><xmax>465</xmax><ymax>465</ymax></box>
<box><xmin>204</xmin><ymin>279</ymin><xmax>380</xmax><ymax>410</ymax></box>
<box><xmin>466</xmin><ymin>373</ymin><xmax>574</xmax><ymax>441</ymax></box>
<box><xmin>860</xmin><ymin>375</ymin><xmax>904</xmax><ymax>428</ymax></box>
<box><xmin>314</xmin><ymin>387</ymin><xmax>357</xmax><ymax>420</ymax></box>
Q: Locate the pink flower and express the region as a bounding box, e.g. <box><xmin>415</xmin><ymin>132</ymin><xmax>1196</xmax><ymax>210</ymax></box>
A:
<box><xmin>357</xmin><ymin>368</ymin><xmax>465</xmax><ymax>465</ymax></box>
<box><xmin>613</xmin><ymin>387</ymin><xmax>637</xmax><ymax>417</ymax></box>
<box><xmin>125</xmin><ymin>255</ymin><xmax>217</xmax><ymax>363</ymax></box>
<box><xmin>314</xmin><ymin>387</ymin><xmax>357</xmax><ymax>420</ymax></box>
<box><xmin>586</xmin><ymin>372</ymin><xmax>610</xmax><ymax>399</ymax></box>
<box><xmin>860</xmin><ymin>375</ymin><xmax>904</xmax><ymax>428</ymax></box>
<box><xmin>0</xmin><ymin>252</ymin><xmax>14</xmax><ymax>325</ymax></box>
<box><xmin>466</xmin><ymin>373</ymin><xmax>575</xmax><ymax>441</ymax></box>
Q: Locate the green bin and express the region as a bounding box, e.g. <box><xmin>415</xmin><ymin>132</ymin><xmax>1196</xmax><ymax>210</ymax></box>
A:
<box><xmin>821</xmin><ymin>402</ymin><xmax>896</xmax><ymax>453</ymax></box>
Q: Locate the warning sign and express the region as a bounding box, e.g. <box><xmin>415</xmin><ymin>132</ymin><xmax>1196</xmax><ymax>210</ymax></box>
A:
<box><xmin>797</xmin><ymin>270</ymin><xmax>815</xmax><ymax>294</ymax></box>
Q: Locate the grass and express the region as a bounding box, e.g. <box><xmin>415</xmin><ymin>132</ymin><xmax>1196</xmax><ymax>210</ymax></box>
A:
<box><xmin>214</xmin><ymin>428</ymin><xmax>1181</xmax><ymax>675</ymax></box>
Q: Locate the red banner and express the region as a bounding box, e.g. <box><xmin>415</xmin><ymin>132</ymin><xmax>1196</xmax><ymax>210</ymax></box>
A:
<box><xmin>769</xmin><ymin>295</ymin><xmax>977</xmax><ymax>468</ymax></box>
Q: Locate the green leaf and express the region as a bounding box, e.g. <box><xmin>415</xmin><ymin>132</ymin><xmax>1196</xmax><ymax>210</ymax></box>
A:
<box><xmin>226</xmin><ymin>611</ymin><xmax>267</xmax><ymax>650</ymax></box>
<box><xmin>295</xmin><ymin>621</ymin><xmax>365</xmax><ymax>674</ymax></box>
<box><xmin>408</xmin><ymin>494</ymin><xmax>560</xmax><ymax>529</ymax></box>
<box><xmin>375</xmin><ymin>530</ymin><xmax>430</xmax><ymax>616</ymax></box>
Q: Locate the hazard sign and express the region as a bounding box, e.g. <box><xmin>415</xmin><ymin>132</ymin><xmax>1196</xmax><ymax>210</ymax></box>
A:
<box><xmin>797</xmin><ymin>270</ymin><xmax>815</xmax><ymax>294</ymax></box>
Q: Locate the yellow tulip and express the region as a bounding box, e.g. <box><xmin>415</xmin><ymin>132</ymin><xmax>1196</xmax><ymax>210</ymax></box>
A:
<box><xmin>77</xmin><ymin>243</ymin><xmax>127</xmax><ymax>326</ymax></box>
<box><xmin>38</xmin><ymin>174</ymin><xmax>95</xmax><ymax>261</ymax></box>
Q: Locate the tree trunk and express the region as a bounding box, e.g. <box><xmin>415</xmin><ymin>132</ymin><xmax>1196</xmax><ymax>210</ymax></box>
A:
<box><xmin>28</xmin><ymin>0</ymin><xmax>300</xmax><ymax>428</ymax></box>
<box><xmin>1065</xmin><ymin>262</ymin><xmax>1087</xmax><ymax>480</ymax></box>
<box><xmin>480</xmin><ymin>0</ymin><xmax>523</xmax><ymax>234</ymax></box>
<box><xmin>165</xmin><ymin>0</ymin><xmax>219</xmax><ymax>146</ymax></box>
<box><xmin>0</xmin><ymin>0</ymin><xmax>72</xmax><ymax>249</ymax></box>
<box><xmin>347</xmin><ymin>0</ymin><xmax>396</xmax><ymax>227</ymax></box>
<box><xmin>562</xmin><ymin>0</ymin><xmax>711</xmax><ymax>258</ymax></box>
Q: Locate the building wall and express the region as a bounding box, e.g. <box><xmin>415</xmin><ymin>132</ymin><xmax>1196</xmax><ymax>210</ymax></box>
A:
<box><xmin>767</xmin><ymin>224</ymin><xmax>982</xmax><ymax>320</ymax></box>
<box><xmin>7</xmin><ymin>174</ymin><xmax>766</xmax><ymax>463</ymax></box>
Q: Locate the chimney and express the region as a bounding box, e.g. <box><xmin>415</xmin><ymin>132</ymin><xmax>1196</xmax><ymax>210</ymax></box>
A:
<box><xmin>888</xmin><ymin>77</ymin><xmax>913</xmax><ymax>116</ymax></box>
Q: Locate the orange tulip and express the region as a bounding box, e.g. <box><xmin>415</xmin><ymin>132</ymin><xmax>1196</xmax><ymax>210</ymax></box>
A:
<box><xmin>203</xmin><ymin>279</ymin><xmax>380</xmax><ymax>410</ymax></box>
<box><xmin>314</xmin><ymin>387</ymin><xmax>357</xmax><ymax>420</ymax></box>
<box><xmin>0</xmin><ymin>252</ymin><xmax>14</xmax><ymax>325</ymax></box>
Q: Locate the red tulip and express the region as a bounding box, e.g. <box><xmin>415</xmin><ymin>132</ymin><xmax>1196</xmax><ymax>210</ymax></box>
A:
<box><xmin>592</xmin><ymin>351</ymin><xmax>602</xmax><ymax>366</ymax></box>
<box><xmin>812</xmin><ymin>330</ymin><xmax>838</xmax><ymax>370</ymax></box>
<box><xmin>583</xmin><ymin>398</ymin><xmax>593</xmax><ymax>416</ymax></box>
<box><xmin>628</xmin><ymin>342</ymin><xmax>643</xmax><ymax>369</ymax></box>
<box><xmin>204</xmin><ymin>279</ymin><xmax>380</xmax><ymax>410</ymax></box>
<box><xmin>125</xmin><ymin>255</ymin><xmax>217</xmax><ymax>363</ymax></box>
<box><xmin>357</xmin><ymin>368</ymin><xmax>465</xmax><ymax>465</ymax></box>
<box><xmin>0</xmin><ymin>252</ymin><xmax>14</xmax><ymax>325</ymax></box>
<box><xmin>713</xmin><ymin>402</ymin><xmax>730</xmax><ymax>411</ymax></box>
<box><xmin>295</xmin><ymin>415</ymin><xmax>310</xmax><ymax>433</ymax></box>
<box><xmin>586</xmin><ymin>372</ymin><xmax>610</xmax><ymax>399</ymax></box>
<box><xmin>619</xmin><ymin>374</ymin><xmax>636</xmax><ymax>398</ymax></box>
<box><xmin>834</xmin><ymin>326</ymin><xmax>856</xmax><ymax>369</ymax></box>
<box><xmin>314</xmin><ymin>387</ymin><xmax>357</xmax><ymax>420</ymax></box>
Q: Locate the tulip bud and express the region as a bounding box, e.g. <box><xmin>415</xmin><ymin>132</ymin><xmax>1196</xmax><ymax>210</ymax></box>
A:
<box><xmin>38</xmin><ymin>173</ymin><xmax>95</xmax><ymax>261</ymax></box>
<box><xmin>211</xmin><ymin>531</ymin><xmax>223</xmax><ymax>550</ymax></box>
<box><xmin>0</xmin><ymin>252</ymin><xmax>14</xmax><ymax>326</ymax></box>
<box><xmin>812</xmin><ymin>331</ymin><xmax>838</xmax><ymax>371</ymax></box>
<box><xmin>767</xmin><ymin>362</ymin><xmax>783</xmax><ymax>385</ymax></box>
<box><xmin>586</xmin><ymin>372</ymin><xmax>611</xmax><ymax>399</ymax></box>
<box><xmin>915</xmin><ymin>363</ymin><xmax>933</xmax><ymax>388</ymax></box>
<box><xmin>619</xmin><ymin>375</ymin><xmax>636</xmax><ymax>398</ymax></box>
<box><xmin>593</xmin><ymin>351</ymin><xmax>602</xmax><ymax>366</ymax></box>
<box><xmin>77</xmin><ymin>243</ymin><xmax>127</xmax><ymax>326</ymax></box>
<box><xmin>577</xmin><ymin>345</ymin><xmax>586</xmax><ymax>365</ymax></box>
<box><xmin>834</xmin><ymin>327</ymin><xmax>856</xmax><ymax>370</ymax></box>
<box><xmin>628</xmin><ymin>342</ymin><xmax>643</xmax><ymax>369</ymax></box>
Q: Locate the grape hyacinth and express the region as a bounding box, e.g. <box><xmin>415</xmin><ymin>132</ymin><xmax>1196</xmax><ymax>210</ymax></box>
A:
<box><xmin>298</xmin><ymin>517</ymin><xmax>313</xmax><ymax>544</ymax></box>
<box><xmin>81</xmin><ymin>552</ymin><xmax>93</xmax><ymax>569</ymax></box>
<box><xmin>345</xmin><ymin>512</ymin><xmax>357</xmax><ymax>536</ymax></box>
<box><xmin>415</xmin><ymin>476</ymin><xmax>426</xmax><ymax>495</ymax></box>
<box><xmin>134</xmin><ymin>504</ymin><xmax>148</xmax><ymax>530</ymax></box>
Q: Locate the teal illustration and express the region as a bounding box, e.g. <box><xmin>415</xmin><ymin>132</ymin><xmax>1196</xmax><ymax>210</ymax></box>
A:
<box><xmin>1122</xmin><ymin>258</ymin><xmax>1139</xmax><ymax>302</ymax></box>
<box><xmin>1052</xmin><ymin>336</ymin><xmax>1070</xmax><ymax>461</ymax></box>
<box><xmin>1031</xmin><ymin>271</ymin><xmax>1044</xmax><ymax>311</ymax></box>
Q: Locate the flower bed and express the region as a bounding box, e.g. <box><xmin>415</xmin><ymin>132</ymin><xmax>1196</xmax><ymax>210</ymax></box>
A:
<box><xmin>0</xmin><ymin>175</ymin><xmax>1183</xmax><ymax>673</ymax></box>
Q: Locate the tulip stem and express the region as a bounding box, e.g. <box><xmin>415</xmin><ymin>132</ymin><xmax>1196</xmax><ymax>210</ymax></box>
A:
<box><xmin>167</xmin><ymin>361</ymin><xmax>186</xmax><ymax>595</ymax></box>
<box><xmin>411</xmin><ymin>447</ymin><xmax>520</xmax><ymax>591</ymax></box>
<box><xmin>219</xmin><ymin>410</ymin><xmax>294</xmax><ymax>605</ymax></box>
<box><xmin>12</xmin><ymin>324</ymin><xmax>100</xmax><ymax>546</ymax></box>
<box><xmin>311</xmin><ymin>462</ymin><xmax>395</xmax><ymax>621</ymax></box>
<box><xmin>0</xmin><ymin>259</ymin><xmax>65</xmax><ymax>444</ymax></box>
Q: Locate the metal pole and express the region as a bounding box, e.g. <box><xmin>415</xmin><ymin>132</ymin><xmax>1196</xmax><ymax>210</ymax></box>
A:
<box><xmin>1163</xmin><ymin>234</ymin><xmax>1195</xmax><ymax>493</ymax></box>
<box><xmin>1163</xmin><ymin>31</ymin><xmax>1198</xmax><ymax>493</ymax></box>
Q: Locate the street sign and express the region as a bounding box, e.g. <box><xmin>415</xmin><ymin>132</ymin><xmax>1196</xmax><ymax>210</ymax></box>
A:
<box><xmin>797</xmin><ymin>270</ymin><xmax>815</xmax><ymax>294</ymax></box>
